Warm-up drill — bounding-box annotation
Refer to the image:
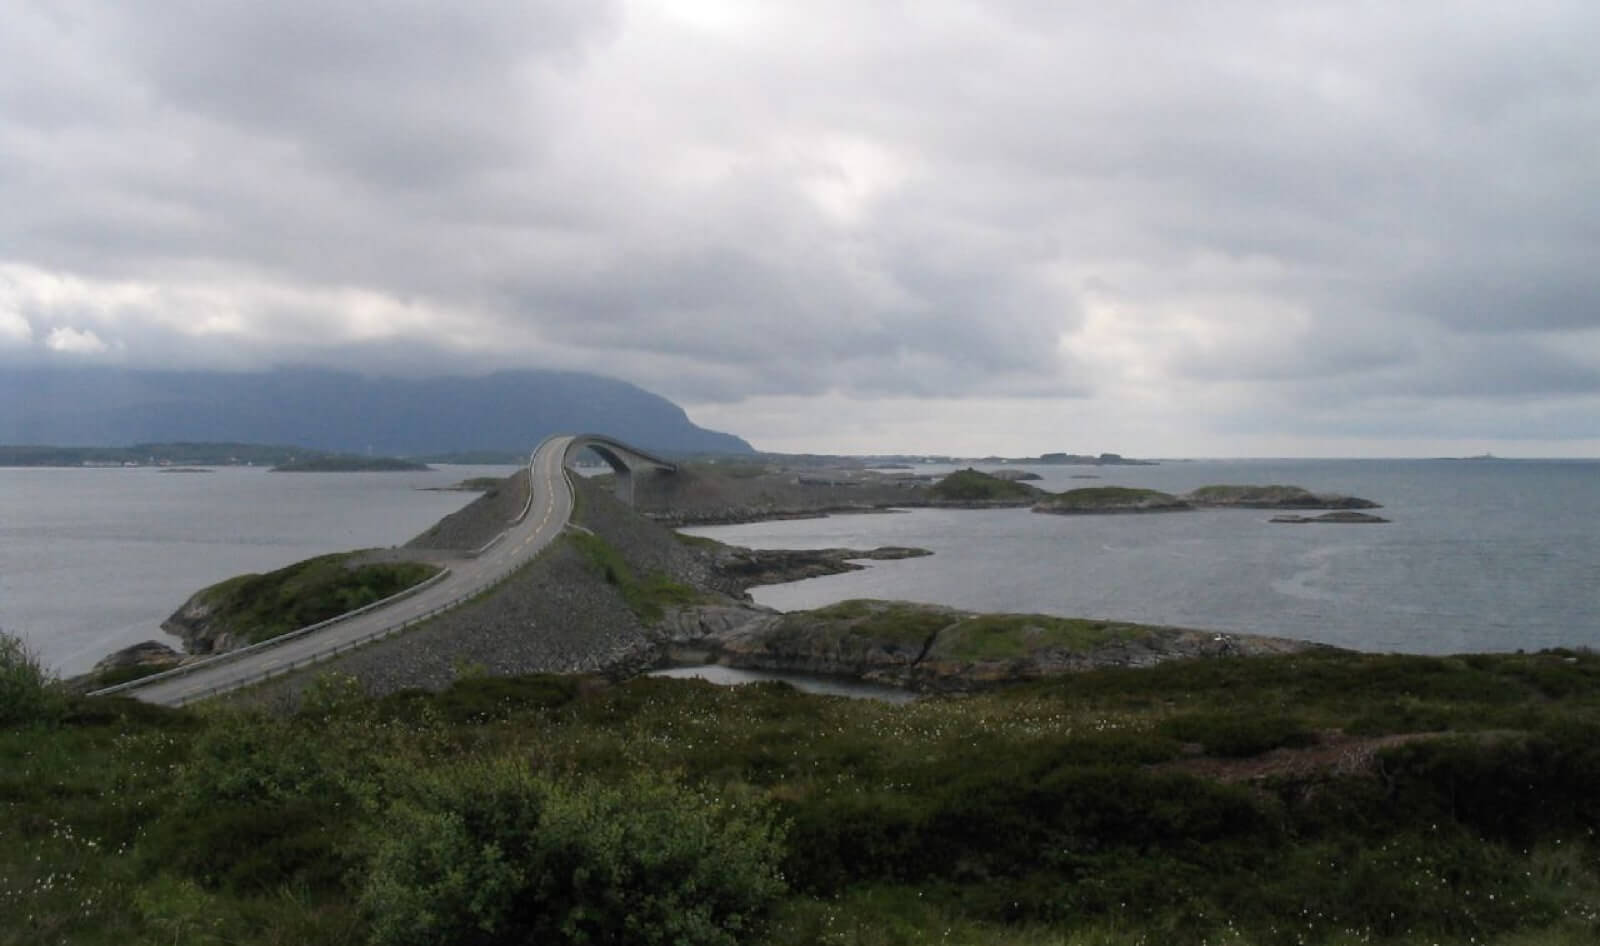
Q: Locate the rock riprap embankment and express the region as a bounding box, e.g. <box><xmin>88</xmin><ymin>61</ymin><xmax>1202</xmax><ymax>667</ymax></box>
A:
<box><xmin>656</xmin><ymin>598</ymin><xmax>1332</xmax><ymax>693</ymax></box>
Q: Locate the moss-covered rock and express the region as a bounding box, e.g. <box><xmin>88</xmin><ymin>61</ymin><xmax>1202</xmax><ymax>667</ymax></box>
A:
<box><xmin>162</xmin><ymin>552</ymin><xmax>441</xmax><ymax>653</ymax></box>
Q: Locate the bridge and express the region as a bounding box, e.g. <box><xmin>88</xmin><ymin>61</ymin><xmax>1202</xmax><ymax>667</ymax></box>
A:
<box><xmin>95</xmin><ymin>433</ymin><xmax>677</xmax><ymax>705</ymax></box>
<box><xmin>566</xmin><ymin>433</ymin><xmax>677</xmax><ymax>504</ymax></box>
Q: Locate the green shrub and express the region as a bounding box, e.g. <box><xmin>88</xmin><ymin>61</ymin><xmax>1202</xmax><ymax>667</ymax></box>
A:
<box><xmin>570</xmin><ymin>532</ymin><xmax>701</xmax><ymax>622</ymax></box>
<box><xmin>362</xmin><ymin>762</ymin><xmax>787</xmax><ymax>946</ymax></box>
<box><xmin>404</xmin><ymin>673</ymin><xmax>581</xmax><ymax>724</ymax></box>
<box><xmin>0</xmin><ymin>630</ymin><xmax>62</xmax><ymax>725</ymax></box>
<box><xmin>139</xmin><ymin>800</ymin><xmax>355</xmax><ymax>894</ymax></box>
<box><xmin>1159</xmin><ymin>710</ymin><xmax>1317</xmax><ymax>758</ymax></box>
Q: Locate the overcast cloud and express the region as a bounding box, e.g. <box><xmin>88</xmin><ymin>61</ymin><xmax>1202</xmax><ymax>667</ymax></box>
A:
<box><xmin>3</xmin><ymin>0</ymin><xmax>1598</xmax><ymax>455</ymax></box>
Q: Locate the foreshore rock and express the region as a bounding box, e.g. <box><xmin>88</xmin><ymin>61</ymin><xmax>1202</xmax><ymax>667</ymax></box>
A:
<box><xmin>162</xmin><ymin>591</ymin><xmax>239</xmax><ymax>655</ymax></box>
<box><xmin>706</xmin><ymin>545</ymin><xmax>932</xmax><ymax>590</ymax></box>
<box><xmin>654</xmin><ymin>599</ymin><xmax>1335</xmax><ymax>694</ymax></box>
<box><xmin>90</xmin><ymin>640</ymin><xmax>185</xmax><ymax>675</ymax></box>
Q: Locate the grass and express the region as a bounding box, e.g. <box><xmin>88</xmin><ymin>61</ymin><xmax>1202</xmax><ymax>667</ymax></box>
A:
<box><xmin>192</xmin><ymin>553</ymin><xmax>441</xmax><ymax>646</ymax></box>
<box><xmin>5</xmin><ymin>647</ymin><xmax>1600</xmax><ymax>945</ymax></box>
<box><xmin>569</xmin><ymin>532</ymin><xmax>703</xmax><ymax>622</ymax></box>
<box><xmin>929</xmin><ymin>614</ymin><xmax>1140</xmax><ymax>660</ymax></box>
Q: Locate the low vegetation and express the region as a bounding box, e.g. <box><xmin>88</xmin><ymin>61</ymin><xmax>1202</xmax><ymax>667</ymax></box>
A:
<box><xmin>1034</xmin><ymin>485</ymin><xmax>1190</xmax><ymax>513</ymax></box>
<box><xmin>189</xmin><ymin>553</ymin><xmax>440</xmax><ymax>646</ymax></box>
<box><xmin>928</xmin><ymin>612</ymin><xmax>1142</xmax><ymax>660</ymax></box>
<box><xmin>927</xmin><ymin>468</ymin><xmax>1042</xmax><ymax>502</ymax></box>
<box><xmin>1</xmin><ymin>631</ymin><xmax>63</xmax><ymax>725</ymax></box>
<box><xmin>569</xmin><ymin>532</ymin><xmax>702</xmax><ymax>622</ymax></box>
<box><xmin>5</xmin><ymin>643</ymin><xmax>1600</xmax><ymax>945</ymax></box>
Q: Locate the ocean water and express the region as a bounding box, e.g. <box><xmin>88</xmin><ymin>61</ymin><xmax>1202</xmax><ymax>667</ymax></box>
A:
<box><xmin>683</xmin><ymin>460</ymin><xmax>1600</xmax><ymax>655</ymax></box>
<box><xmin>5</xmin><ymin>459</ymin><xmax>1597</xmax><ymax>676</ymax></box>
<box><xmin>1</xmin><ymin>465</ymin><xmax>512</xmax><ymax>675</ymax></box>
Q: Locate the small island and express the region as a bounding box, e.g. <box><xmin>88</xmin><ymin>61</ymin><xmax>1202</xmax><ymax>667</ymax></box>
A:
<box><xmin>925</xmin><ymin>468</ymin><xmax>1044</xmax><ymax>505</ymax></box>
<box><xmin>1270</xmin><ymin>511</ymin><xmax>1390</xmax><ymax>524</ymax></box>
<box><xmin>1183</xmin><ymin>484</ymin><xmax>1380</xmax><ymax>509</ymax></box>
<box><xmin>270</xmin><ymin>455</ymin><xmax>431</xmax><ymax>472</ymax></box>
<box><xmin>1033</xmin><ymin>486</ymin><xmax>1191</xmax><ymax>514</ymax></box>
<box><xmin>983</xmin><ymin>468</ymin><xmax>1043</xmax><ymax>481</ymax></box>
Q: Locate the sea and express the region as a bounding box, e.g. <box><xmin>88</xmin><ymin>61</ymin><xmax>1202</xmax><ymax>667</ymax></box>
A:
<box><xmin>1</xmin><ymin>464</ymin><xmax>510</xmax><ymax>675</ymax></box>
<box><xmin>680</xmin><ymin>459</ymin><xmax>1600</xmax><ymax>657</ymax></box>
<box><xmin>3</xmin><ymin>458</ymin><xmax>1597</xmax><ymax>676</ymax></box>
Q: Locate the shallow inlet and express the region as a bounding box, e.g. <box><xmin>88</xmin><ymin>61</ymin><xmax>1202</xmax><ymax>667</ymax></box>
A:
<box><xmin>649</xmin><ymin>664</ymin><xmax>918</xmax><ymax>703</ymax></box>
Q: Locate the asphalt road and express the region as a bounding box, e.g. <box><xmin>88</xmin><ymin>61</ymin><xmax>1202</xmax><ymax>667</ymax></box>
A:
<box><xmin>125</xmin><ymin>434</ymin><xmax>579</xmax><ymax>706</ymax></box>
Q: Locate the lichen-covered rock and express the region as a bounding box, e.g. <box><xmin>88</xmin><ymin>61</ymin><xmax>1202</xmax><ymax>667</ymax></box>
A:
<box><xmin>91</xmin><ymin>640</ymin><xmax>185</xmax><ymax>675</ymax></box>
<box><xmin>666</xmin><ymin>598</ymin><xmax>1337</xmax><ymax>694</ymax></box>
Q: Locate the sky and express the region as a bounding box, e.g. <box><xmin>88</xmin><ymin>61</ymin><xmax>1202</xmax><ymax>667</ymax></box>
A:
<box><xmin>2</xmin><ymin>1</ymin><xmax>1598</xmax><ymax>457</ymax></box>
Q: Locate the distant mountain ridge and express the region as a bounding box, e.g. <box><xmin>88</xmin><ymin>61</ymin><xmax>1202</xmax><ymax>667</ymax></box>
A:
<box><xmin>0</xmin><ymin>365</ymin><xmax>753</xmax><ymax>456</ymax></box>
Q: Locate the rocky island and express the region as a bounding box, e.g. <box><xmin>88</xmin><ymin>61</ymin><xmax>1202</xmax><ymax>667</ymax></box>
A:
<box><xmin>1183</xmin><ymin>484</ymin><xmax>1381</xmax><ymax>509</ymax></box>
<box><xmin>1270</xmin><ymin>511</ymin><xmax>1391</xmax><ymax>524</ymax></box>
<box><xmin>1032</xmin><ymin>485</ymin><xmax>1191</xmax><ymax>514</ymax></box>
<box><xmin>923</xmin><ymin>467</ymin><xmax>1045</xmax><ymax>506</ymax></box>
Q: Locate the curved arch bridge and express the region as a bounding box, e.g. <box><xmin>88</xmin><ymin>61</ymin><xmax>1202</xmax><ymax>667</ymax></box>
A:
<box><xmin>560</xmin><ymin>433</ymin><xmax>677</xmax><ymax>504</ymax></box>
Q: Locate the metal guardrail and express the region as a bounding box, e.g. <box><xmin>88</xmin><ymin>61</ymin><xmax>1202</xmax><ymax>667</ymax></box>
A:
<box><xmin>87</xmin><ymin>567</ymin><xmax>455</xmax><ymax>698</ymax></box>
<box><xmin>165</xmin><ymin>542</ymin><xmax>559</xmax><ymax>706</ymax></box>
<box><xmin>465</xmin><ymin>456</ymin><xmax>536</xmax><ymax>558</ymax></box>
<box><xmin>95</xmin><ymin>448</ymin><xmax>570</xmax><ymax>705</ymax></box>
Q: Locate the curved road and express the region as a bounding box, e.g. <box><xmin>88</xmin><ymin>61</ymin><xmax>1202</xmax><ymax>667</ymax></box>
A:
<box><xmin>121</xmin><ymin>435</ymin><xmax>583</xmax><ymax>706</ymax></box>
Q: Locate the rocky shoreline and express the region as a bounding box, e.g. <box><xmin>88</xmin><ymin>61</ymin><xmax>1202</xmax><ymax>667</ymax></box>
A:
<box><xmin>93</xmin><ymin>464</ymin><xmax>1355</xmax><ymax>701</ymax></box>
<box><xmin>643</xmin><ymin>599</ymin><xmax>1334</xmax><ymax>694</ymax></box>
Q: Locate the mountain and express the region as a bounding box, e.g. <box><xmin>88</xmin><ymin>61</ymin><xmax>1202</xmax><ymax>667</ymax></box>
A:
<box><xmin>0</xmin><ymin>365</ymin><xmax>754</xmax><ymax>456</ymax></box>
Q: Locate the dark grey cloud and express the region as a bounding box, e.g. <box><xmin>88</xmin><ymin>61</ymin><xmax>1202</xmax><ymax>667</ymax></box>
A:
<box><xmin>2</xmin><ymin>1</ymin><xmax>1598</xmax><ymax>452</ymax></box>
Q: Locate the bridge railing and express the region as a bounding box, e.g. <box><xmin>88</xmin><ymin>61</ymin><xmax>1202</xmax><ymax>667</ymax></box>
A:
<box><xmin>87</xmin><ymin>567</ymin><xmax>455</xmax><ymax>698</ymax></box>
<box><xmin>99</xmin><ymin>463</ymin><xmax>575</xmax><ymax>706</ymax></box>
<box><xmin>163</xmin><ymin>487</ymin><xmax>570</xmax><ymax>706</ymax></box>
<box><xmin>92</xmin><ymin>447</ymin><xmax>548</xmax><ymax>702</ymax></box>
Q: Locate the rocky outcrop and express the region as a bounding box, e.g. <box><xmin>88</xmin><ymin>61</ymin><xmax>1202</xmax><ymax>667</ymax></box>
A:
<box><xmin>706</xmin><ymin>545</ymin><xmax>932</xmax><ymax>591</ymax></box>
<box><xmin>655</xmin><ymin>599</ymin><xmax>1334</xmax><ymax>694</ymax></box>
<box><xmin>162</xmin><ymin>590</ymin><xmax>239</xmax><ymax>655</ymax></box>
<box><xmin>1033</xmin><ymin>487</ymin><xmax>1191</xmax><ymax>515</ymax></box>
<box><xmin>984</xmin><ymin>469</ymin><xmax>1043</xmax><ymax>481</ymax></box>
<box><xmin>1184</xmin><ymin>485</ymin><xmax>1381</xmax><ymax>509</ymax></box>
<box><xmin>1270</xmin><ymin>511</ymin><xmax>1391</xmax><ymax>524</ymax></box>
<box><xmin>90</xmin><ymin>640</ymin><xmax>185</xmax><ymax>676</ymax></box>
